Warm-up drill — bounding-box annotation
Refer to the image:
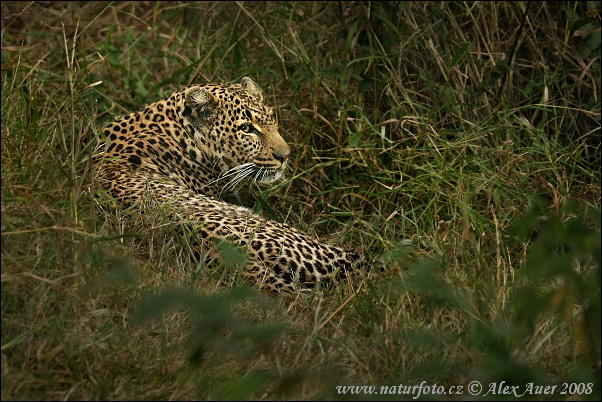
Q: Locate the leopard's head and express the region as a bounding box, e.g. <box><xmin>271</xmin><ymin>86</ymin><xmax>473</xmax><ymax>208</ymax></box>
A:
<box><xmin>182</xmin><ymin>77</ymin><xmax>290</xmax><ymax>187</ymax></box>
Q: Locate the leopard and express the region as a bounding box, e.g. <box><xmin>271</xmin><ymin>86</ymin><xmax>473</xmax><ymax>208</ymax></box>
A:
<box><xmin>94</xmin><ymin>77</ymin><xmax>363</xmax><ymax>294</ymax></box>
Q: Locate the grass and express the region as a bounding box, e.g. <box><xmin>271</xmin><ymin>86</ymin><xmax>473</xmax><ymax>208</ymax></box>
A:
<box><xmin>2</xmin><ymin>1</ymin><xmax>600</xmax><ymax>400</ymax></box>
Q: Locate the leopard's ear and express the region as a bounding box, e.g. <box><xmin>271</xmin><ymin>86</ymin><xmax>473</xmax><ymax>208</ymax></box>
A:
<box><xmin>241</xmin><ymin>77</ymin><xmax>263</xmax><ymax>101</ymax></box>
<box><xmin>184</xmin><ymin>86</ymin><xmax>219</xmax><ymax>122</ymax></box>
<box><xmin>185</xmin><ymin>86</ymin><xmax>218</xmax><ymax>108</ymax></box>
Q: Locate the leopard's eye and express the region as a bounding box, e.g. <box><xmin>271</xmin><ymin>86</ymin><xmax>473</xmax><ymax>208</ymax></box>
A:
<box><xmin>238</xmin><ymin>123</ymin><xmax>259</xmax><ymax>135</ymax></box>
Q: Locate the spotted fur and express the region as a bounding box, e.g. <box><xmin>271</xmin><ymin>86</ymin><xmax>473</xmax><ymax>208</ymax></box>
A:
<box><xmin>95</xmin><ymin>77</ymin><xmax>363</xmax><ymax>293</ymax></box>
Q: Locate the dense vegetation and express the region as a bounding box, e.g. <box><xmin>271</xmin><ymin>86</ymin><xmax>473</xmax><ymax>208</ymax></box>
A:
<box><xmin>2</xmin><ymin>2</ymin><xmax>600</xmax><ymax>400</ymax></box>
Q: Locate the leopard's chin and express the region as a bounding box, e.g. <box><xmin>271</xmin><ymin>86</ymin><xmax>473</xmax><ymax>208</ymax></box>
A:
<box><xmin>256</xmin><ymin>169</ymin><xmax>284</xmax><ymax>184</ymax></box>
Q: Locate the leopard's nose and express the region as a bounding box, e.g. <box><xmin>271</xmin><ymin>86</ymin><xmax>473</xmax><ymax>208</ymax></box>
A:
<box><xmin>274</xmin><ymin>152</ymin><xmax>289</xmax><ymax>164</ymax></box>
<box><xmin>272</xmin><ymin>148</ymin><xmax>290</xmax><ymax>164</ymax></box>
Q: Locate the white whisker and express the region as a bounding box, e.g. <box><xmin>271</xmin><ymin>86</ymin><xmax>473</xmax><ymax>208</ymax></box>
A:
<box><xmin>228</xmin><ymin>162</ymin><xmax>254</xmax><ymax>172</ymax></box>
<box><xmin>203</xmin><ymin>161</ymin><xmax>280</xmax><ymax>195</ymax></box>
<box><xmin>220</xmin><ymin>165</ymin><xmax>256</xmax><ymax>195</ymax></box>
<box><xmin>254</xmin><ymin>167</ymin><xmax>261</xmax><ymax>181</ymax></box>
<box><xmin>210</xmin><ymin>153</ymin><xmax>224</xmax><ymax>174</ymax></box>
<box><xmin>203</xmin><ymin>163</ymin><xmax>253</xmax><ymax>191</ymax></box>
<box><xmin>223</xmin><ymin>174</ymin><xmax>247</xmax><ymax>194</ymax></box>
